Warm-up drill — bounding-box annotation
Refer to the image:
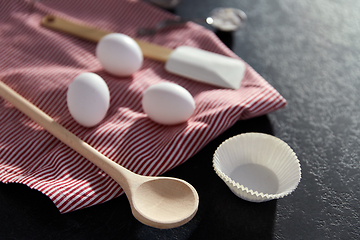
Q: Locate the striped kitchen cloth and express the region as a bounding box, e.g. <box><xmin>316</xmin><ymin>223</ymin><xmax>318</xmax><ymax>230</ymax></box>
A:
<box><xmin>0</xmin><ymin>0</ymin><xmax>286</xmax><ymax>213</ymax></box>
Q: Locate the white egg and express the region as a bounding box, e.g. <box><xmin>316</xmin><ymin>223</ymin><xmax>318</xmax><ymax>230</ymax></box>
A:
<box><xmin>96</xmin><ymin>33</ymin><xmax>143</xmax><ymax>77</ymax></box>
<box><xmin>142</xmin><ymin>82</ymin><xmax>196</xmax><ymax>125</ymax></box>
<box><xmin>67</xmin><ymin>72</ymin><xmax>110</xmax><ymax>127</ymax></box>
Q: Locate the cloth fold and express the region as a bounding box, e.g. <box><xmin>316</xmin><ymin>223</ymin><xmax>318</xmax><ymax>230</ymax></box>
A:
<box><xmin>0</xmin><ymin>0</ymin><xmax>286</xmax><ymax>213</ymax></box>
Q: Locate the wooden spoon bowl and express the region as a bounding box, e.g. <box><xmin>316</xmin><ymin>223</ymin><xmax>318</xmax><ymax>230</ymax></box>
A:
<box><xmin>131</xmin><ymin>177</ymin><xmax>198</xmax><ymax>228</ymax></box>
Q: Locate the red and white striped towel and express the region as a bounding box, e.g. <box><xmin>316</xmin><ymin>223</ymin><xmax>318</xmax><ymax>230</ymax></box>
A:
<box><xmin>0</xmin><ymin>0</ymin><xmax>286</xmax><ymax>213</ymax></box>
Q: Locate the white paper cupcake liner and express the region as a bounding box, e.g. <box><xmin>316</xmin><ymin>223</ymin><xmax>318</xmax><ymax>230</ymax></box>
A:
<box><xmin>213</xmin><ymin>132</ymin><xmax>301</xmax><ymax>202</ymax></box>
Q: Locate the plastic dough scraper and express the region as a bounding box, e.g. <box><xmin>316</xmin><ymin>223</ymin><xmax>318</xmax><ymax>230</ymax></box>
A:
<box><xmin>41</xmin><ymin>15</ymin><xmax>245</xmax><ymax>89</ymax></box>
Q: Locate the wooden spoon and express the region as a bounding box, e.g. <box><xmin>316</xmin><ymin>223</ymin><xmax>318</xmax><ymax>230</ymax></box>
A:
<box><xmin>0</xmin><ymin>80</ymin><xmax>199</xmax><ymax>229</ymax></box>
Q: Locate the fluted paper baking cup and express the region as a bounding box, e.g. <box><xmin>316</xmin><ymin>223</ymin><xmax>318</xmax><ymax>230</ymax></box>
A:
<box><xmin>213</xmin><ymin>133</ymin><xmax>301</xmax><ymax>202</ymax></box>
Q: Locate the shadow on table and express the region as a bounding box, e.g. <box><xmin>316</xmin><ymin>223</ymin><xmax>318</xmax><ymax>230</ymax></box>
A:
<box><xmin>126</xmin><ymin>115</ymin><xmax>277</xmax><ymax>239</ymax></box>
<box><xmin>0</xmin><ymin>115</ymin><xmax>277</xmax><ymax>240</ymax></box>
<box><xmin>180</xmin><ymin>115</ymin><xmax>277</xmax><ymax>240</ymax></box>
<box><xmin>215</xmin><ymin>30</ymin><xmax>234</xmax><ymax>50</ymax></box>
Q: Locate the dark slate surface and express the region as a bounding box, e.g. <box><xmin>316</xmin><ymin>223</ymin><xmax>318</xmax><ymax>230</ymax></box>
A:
<box><xmin>1</xmin><ymin>0</ymin><xmax>360</xmax><ymax>239</ymax></box>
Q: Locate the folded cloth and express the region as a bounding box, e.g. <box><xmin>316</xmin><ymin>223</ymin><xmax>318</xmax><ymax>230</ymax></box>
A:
<box><xmin>0</xmin><ymin>0</ymin><xmax>286</xmax><ymax>213</ymax></box>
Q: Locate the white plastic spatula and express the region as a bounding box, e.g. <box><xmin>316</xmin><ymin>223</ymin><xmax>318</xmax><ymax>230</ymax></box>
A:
<box><xmin>41</xmin><ymin>15</ymin><xmax>245</xmax><ymax>89</ymax></box>
<box><xmin>165</xmin><ymin>46</ymin><xmax>245</xmax><ymax>89</ymax></box>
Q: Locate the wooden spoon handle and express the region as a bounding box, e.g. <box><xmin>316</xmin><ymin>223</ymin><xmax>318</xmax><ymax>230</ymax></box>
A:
<box><xmin>0</xmin><ymin>80</ymin><xmax>134</xmax><ymax>189</ymax></box>
<box><xmin>41</xmin><ymin>15</ymin><xmax>173</xmax><ymax>62</ymax></box>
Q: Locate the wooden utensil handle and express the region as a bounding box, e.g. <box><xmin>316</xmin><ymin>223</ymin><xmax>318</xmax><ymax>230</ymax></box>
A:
<box><xmin>41</xmin><ymin>15</ymin><xmax>172</xmax><ymax>62</ymax></box>
<box><xmin>0</xmin><ymin>80</ymin><xmax>134</xmax><ymax>189</ymax></box>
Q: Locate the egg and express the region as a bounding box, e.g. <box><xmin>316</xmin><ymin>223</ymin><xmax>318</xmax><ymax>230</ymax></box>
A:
<box><xmin>142</xmin><ymin>82</ymin><xmax>196</xmax><ymax>125</ymax></box>
<box><xmin>96</xmin><ymin>33</ymin><xmax>143</xmax><ymax>77</ymax></box>
<box><xmin>67</xmin><ymin>72</ymin><xmax>110</xmax><ymax>127</ymax></box>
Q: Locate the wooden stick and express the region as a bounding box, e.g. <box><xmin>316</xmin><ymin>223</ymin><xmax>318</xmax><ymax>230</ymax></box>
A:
<box><xmin>41</xmin><ymin>15</ymin><xmax>173</xmax><ymax>62</ymax></box>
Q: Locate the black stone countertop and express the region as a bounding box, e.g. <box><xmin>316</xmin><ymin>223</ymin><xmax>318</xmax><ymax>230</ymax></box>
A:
<box><xmin>1</xmin><ymin>0</ymin><xmax>360</xmax><ymax>239</ymax></box>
